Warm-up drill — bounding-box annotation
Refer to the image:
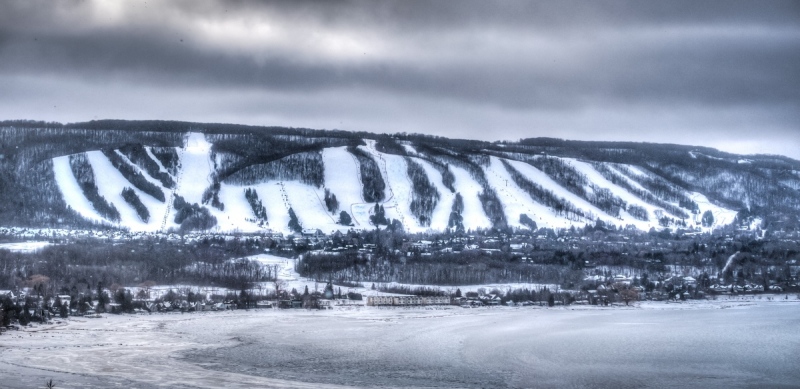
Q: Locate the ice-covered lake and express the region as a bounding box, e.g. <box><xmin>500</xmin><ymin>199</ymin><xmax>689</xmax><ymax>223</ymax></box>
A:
<box><xmin>1</xmin><ymin>301</ymin><xmax>799</xmax><ymax>388</ymax></box>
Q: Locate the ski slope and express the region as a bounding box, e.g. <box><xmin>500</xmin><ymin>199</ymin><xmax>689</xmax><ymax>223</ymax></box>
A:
<box><xmin>52</xmin><ymin>155</ymin><xmax>107</xmax><ymax>224</ymax></box>
<box><xmin>565</xmin><ymin>158</ymin><xmax>685</xmax><ymax>229</ymax></box>
<box><xmin>322</xmin><ymin>146</ymin><xmax>371</xmax><ymax>228</ymax></box>
<box><xmin>449</xmin><ymin>165</ymin><xmax>492</xmax><ymax>231</ymax></box>
<box><xmin>360</xmin><ymin>141</ymin><xmax>421</xmax><ymax>232</ymax></box>
<box><xmin>484</xmin><ymin>157</ymin><xmax>573</xmax><ymax>229</ymax></box>
<box><xmin>51</xmin><ymin>133</ymin><xmax>740</xmax><ymax>234</ymax></box>
<box><xmin>414</xmin><ymin>158</ymin><xmax>456</xmax><ymax>231</ymax></box>
<box><xmin>504</xmin><ymin>159</ymin><xmax>618</xmax><ymax>225</ymax></box>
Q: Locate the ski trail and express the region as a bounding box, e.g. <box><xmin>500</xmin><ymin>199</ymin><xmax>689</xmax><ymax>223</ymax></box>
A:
<box><xmin>363</xmin><ymin>141</ymin><xmax>408</xmax><ymax>229</ymax></box>
<box><xmin>161</xmin><ymin>143</ymin><xmax>186</xmax><ymax>232</ymax></box>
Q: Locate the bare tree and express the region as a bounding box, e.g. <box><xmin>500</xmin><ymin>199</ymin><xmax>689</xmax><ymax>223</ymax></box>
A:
<box><xmin>615</xmin><ymin>282</ymin><xmax>639</xmax><ymax>306</ymax></box>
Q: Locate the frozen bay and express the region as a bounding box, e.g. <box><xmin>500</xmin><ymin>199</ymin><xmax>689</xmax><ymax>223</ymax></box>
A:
<box><xmin>1</xmin><ymin>301</ymin><xmax>799</xmax><ymax>388</ymax></box>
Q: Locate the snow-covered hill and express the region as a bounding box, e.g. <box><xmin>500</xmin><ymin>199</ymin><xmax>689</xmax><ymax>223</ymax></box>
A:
<box><xmin>51</xmin><ymin>131</ymin><xmax>743</xmax><ymax>234</ymax></box>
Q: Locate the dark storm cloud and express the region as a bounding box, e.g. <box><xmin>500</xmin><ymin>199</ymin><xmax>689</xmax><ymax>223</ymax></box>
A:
<box><xmin>0</xmin><ymin>0</ymin><xmax>798</xmax><ymax>158</ymax></box>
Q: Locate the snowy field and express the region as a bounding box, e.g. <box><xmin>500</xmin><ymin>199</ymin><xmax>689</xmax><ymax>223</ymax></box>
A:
<box><xmin>0</xmin><ymin>241</ymin><xmax>51</xmax><ymax>253</ymax></box>
<box><xmin>1</xmin><ymin>300</ymin><xmax>799</xmax><ymax>389</ymax></box>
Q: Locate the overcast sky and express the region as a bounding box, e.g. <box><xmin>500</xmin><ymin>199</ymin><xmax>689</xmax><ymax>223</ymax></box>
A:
<box><xmin>1</xmin><ymin>1</ymin><xmax>798</xmax><ymax>159</ymax></box>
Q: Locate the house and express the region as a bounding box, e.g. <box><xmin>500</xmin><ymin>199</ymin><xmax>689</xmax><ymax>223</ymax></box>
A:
<box><xmin>0</xmin><ymin>290</ymin><xmax>15</xmax><ymax>301</ymax></box>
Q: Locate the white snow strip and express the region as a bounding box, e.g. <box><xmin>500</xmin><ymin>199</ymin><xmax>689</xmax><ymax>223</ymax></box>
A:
<box><xmin>0</xmin><ymin>241</ymin><xmax>51</xmax><ymax>253</ymax></box>
<box><xmin>606</xmin><ymin>164</ymin><xmax>649</xmax><ymax>193</ymax></box>
<box><xmin>322</xmin><ymin>146</ymin><xmax>371</xmax><ymax>228</ymax></box>
<box><xmin>176</xmin><ymin>133</ymin><xmax>215</xmax><ymax>205</ymax></box>
<box><xmin>52</xmin><ymin>155</ymin><xmax>108</xmax><ymax>224</ymax></box>
<box><xmin>360</xmin><ymin>141</ymin><xmax>422</xmax><ymax>232</ymax></box>
<box><xmin>144</xmin><ymin>146</ymin><xmax>174</xmax><ymax>177</ymax></box>
<box><xmin>565</xmin><ymin>158</ymin><xmax>682</xmax><ymax>229</ymax></box>
<box><xmin>449</xmin><ymin>165</ymin><xmax>492</xmax><ymax>231</ymax></box>
<box><xmin>414</xmin><ymin>158</ymin><xmax>457</xmax><ymax>231</ymax></box>
<box><xmin>283</xmin><ymin>181</ymin><xmax>351</xmax><ymax>234</ymax></box>
<box><xmin>687</xmin><ymin>192</ymin><xmax>738</xmax><ymax>229</ymax></box>
<box><xmin>86</xmin><ymin>151</ymin><xmax>167</xmax><ymax>231</ymax></box>
<box><xmin>114</xmin><ymin>150</ymin><xmax>165</xmax><ymax>188</ymax></box>
<box><xmin>484</xmin><ymin>157</ymin><xmax>572</xmax><ymax>229</ymax></box>
<box><xmin>505</xmin><ymin>159</ymin><xmax>618</xmax><ymax>225</ymax></box>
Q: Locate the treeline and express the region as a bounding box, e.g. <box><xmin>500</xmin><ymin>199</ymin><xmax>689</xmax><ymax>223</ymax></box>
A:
<box><xmin>224</xmin><ymin>151</ymin><xmax>324</xmax><ymax>187</ymax></box>
<box><xmin>102</xmin><ymin>148</ymin><xmax>166</xmax><ymax>202</ymax></box>
<box><xmin>118</xmin><ymin>144</ymin><xmax>175</xmax><ymax>188</ymax></box>
<box><xmin>298</xmin><ymin>251</ymin><xmax>584</xmax><ymax>286</ymax></box>
<box><xmin>406</xmin><ymin>157</ymin><xmax>440</xmax><ymax>226</ymax></box>
<box><xmin>121</xmin><ymin>187</ymin><xmax>149</xmax><ymax>222</ymax></box>
<box><xmin>209</xmin><ymin>130</ymin><xmax>349</xmax><ymax>185</ymax></box>
<box><xmin>68</xmin><ymin>153</ymin><xmax>121</xmax><ymax>222</ymax></box>
<box><xmin>0</xmin><ymin>239</ymin><xmax>276</xmax><ymax>293</ymax></box>
<box><xmin>347</xmin><ymin>146</ymin><xmax>385</xmax><ymax>203</ymax></box>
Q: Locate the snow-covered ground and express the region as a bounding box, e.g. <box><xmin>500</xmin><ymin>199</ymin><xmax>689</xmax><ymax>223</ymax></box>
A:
<box><xmin>2</xmin><ymin>298</ymin><xmax>798</xmax><ymax>389</ymax></box>
<box><xmin>566</xmin><ymin>158</ymin><xmax>686</xmax><ymax>229</ymax></box>
<box><xmin>414</xmin><ymin>158</ymin><xmax>456</xmax><ymax>231</ymax></box>
<box><xmin>0</xmin><ymin>241</ymin><xmax>51</xmax><ymax>252</ymax></box>
<box><xmin>51</xmin><ymin>134</ymin><xmax>739</xmax><ymax>234</ymax></box>
<box><xmin>52</xmin><ymin>155</ymin><xmax>107</xmax><ymax>224</ymax></box>
<box><xmin>322</xmin><ymin>146</ymin><xmax>371</xmax><ymax>228</ymax></box>
<box><xmin>484</xmin><ymin>156</ymin><xmax>570</xmax><ymax>229</ymax></box>
<box><xmin>449</xmin><ymin>165</ymin><xmax>492</xmax><ymax>231</ymax></box>
<box><xmin>688</xmin><ymin>192</ymin><xmax>738</xmax><ymax>229</ymax></box>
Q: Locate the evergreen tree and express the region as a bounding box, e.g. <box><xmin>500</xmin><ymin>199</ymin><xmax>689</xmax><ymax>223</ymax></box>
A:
<box><xmin>288</xmin><ymin>208</ymin><xmax>302</xmax><ymax>232</ymax></box>
<box><xmin>702</xmin><ymin>210</ymin><xmax>715</xmax><ymax>227</ymax></box>
<box><xmin>338</xmin><ymin>211</ymin><xmax>353</xmax><ymax>226</ymax></box>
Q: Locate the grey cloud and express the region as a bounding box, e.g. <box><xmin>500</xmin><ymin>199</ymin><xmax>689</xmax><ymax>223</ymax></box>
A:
<box><xmin>0</xmin><ymin>0</ymin><xmax>797</xmax><ymax>158</ymax></box>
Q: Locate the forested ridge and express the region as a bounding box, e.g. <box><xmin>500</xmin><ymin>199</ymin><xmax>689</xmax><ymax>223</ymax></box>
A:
<box><xmin>0</xmin><ymin>119</ymin><xmax>798</xmax><ymax>232</ymax></box>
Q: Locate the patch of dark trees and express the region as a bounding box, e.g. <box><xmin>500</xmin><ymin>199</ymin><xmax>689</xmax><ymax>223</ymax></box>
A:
<box><xmin>288</xmin><ymin>208</ymin><xmax>302</xmax><ymax>232</ymax></box>
<box><xmin>224</xmin><ymin>151</ymin><xmax>324</xmax><ymax>187</ymax></box>
<box><xmin>406</xmin><ymin>157</ymin><xmax>440</xmax><ymax>226</ymax></box>
<box><xmin>118</xmin><ymin>144</ymin><xmax>175</xmax><ymax>188</ymax></box>
<box><xmin>370</xmin><ymin>203</ymin><xmax>389</xmax><ymax>226</ymax></box>
<box><xmin>150</xmin><ymin>147</ymin><xmax>180</xmax><ymax>176</ymax></box>
<box><xmin>448</xmin><ymin>193</ymin><xmax>465</xmax><ymax>232</ymax></box>
<box><xmin>347</xmin><ymin>146</ymin><xmax>385</xmax><ymax>203</ymax></box>
<box><xmin>295</xmin><ymin>221</ymin><xmax>798</xmax><ymax>289</ymax></box>
<box><xmin>0</xmin><ymin>239</ymin><xmax>275</xmax><ymax>297</ymax></box>
<box><xmin>102</xmin><ymin>149</ymin><xmax>166</xmax><ymax>202</ymax></box>
<box><xmin>173</xmin><ymin>195</ymin><xmax>217</xmax><ymax>231</ymax></box>
<box><xmin>324</xmin><ymin>189</ymin><xmax>339</xmax><ymax>213</ymax></box>
<box><xmin>519</xmin><ymin>213</ymin><xmax>537</xmax><ymax>230</ymax></box>
<box><xmin>298</xmin><ymin>251</ymin><xmax>584</xmax><ymax>286</ymax></box>
<box><xmin>68</xmin><ymin>153</ymin><xmax>121</xmax><ymax>222</ymax></box>
<box><xmin>244</xmin><ymin>188</ymin><xmax>268</xmax><ymax>224</ymax></box>
<box><xmin>121</xmin><ymin>187</ymin><xmax>149</xmax><ymax>222</ymax></box>
<box><xmin>201</xmin><ymin>180</ymin><xmax>224</xmax><ymax>211</ymax></box>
